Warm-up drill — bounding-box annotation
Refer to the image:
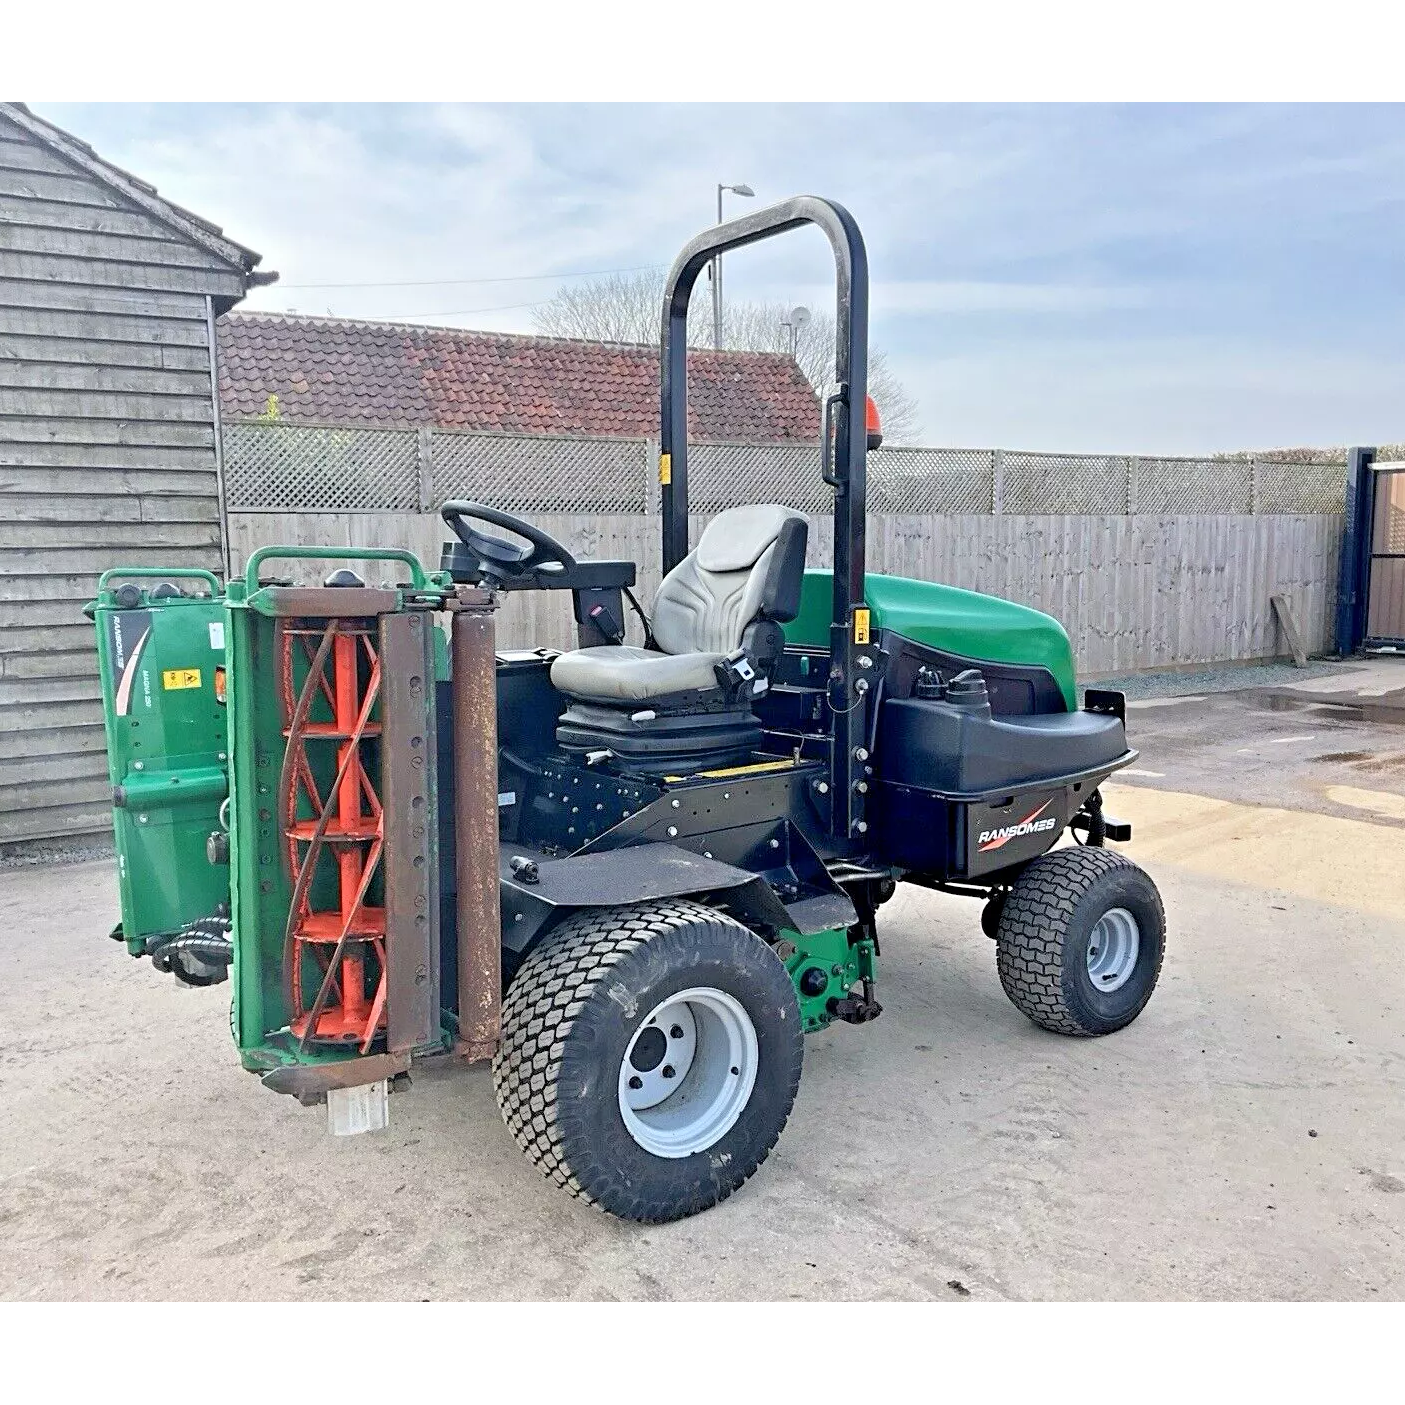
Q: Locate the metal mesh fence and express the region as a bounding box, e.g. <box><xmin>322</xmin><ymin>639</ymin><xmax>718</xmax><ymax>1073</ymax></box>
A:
<box><xmin>224</xmin><ymin>422</ymin><xmax>419</xmax><ymax>511</ymax></box>
<box><xmin>223</xmin><ymin>421</ymin><xmax>1350</xmax><ymax>517</ymax></box>
<box><xmin>1136</xmin><ymin>458</ymin><xmax>1253</xmax><ymax>514</ymax></box>
<box><xmin>433</xmin><ymin>430</ymin><xmax>650</xmax><ymax>514</ymax></box>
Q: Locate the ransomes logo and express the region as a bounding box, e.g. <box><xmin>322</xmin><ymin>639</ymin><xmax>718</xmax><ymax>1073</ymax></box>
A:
<box><xmin>978</xmin><ymin>800</ymin><xmax>1057</xmax><ymax>853</ymax></box>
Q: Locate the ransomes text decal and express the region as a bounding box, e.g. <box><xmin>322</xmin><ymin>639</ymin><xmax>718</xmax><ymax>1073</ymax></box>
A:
<box><xmin>978</xmin><ymin>800</ymin><xmax>1057</xmax><ymax>853</ymax></box>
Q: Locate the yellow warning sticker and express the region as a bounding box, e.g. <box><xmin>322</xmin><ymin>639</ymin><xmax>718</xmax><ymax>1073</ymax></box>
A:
<box><xmin>162</xmin><ymin>668</ymin><xmax>202</xmax><ymax>690</ymax></box>
<box><xmin>662</xmin><ymin>758</ymin><xmax>798</xmax><ymax>783</ymax></box>
<box><xmin>853</xmin><ymin>608</ymin><xmax>871</xmax><ymax>645</ymax></box>
<box><xmin>659</xmin><ymin>452</ymin><xmax>672</xmax><ymax>485</ymax></box>
<box><xmin>692</xmin><ymin>758</ymin><xmax>798</xmax><ymax>780</ymax></box>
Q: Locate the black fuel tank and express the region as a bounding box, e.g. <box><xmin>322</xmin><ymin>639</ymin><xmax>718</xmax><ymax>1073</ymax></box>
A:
<box><xmin>878</xmin><ymin>675</ymin><xmax>1128</xmax><ymax>796</ymax></box>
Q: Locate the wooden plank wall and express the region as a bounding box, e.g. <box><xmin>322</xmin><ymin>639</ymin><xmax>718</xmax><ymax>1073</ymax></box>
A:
<box><xmin>228</xmin><ymin>509</ymin><xmax>1343</xmax><ymax>675</ymax></box>
<box><xmin>0</xmin><ymin>110</ymin><xmax>244</xmax><ymax>845</ymax></box>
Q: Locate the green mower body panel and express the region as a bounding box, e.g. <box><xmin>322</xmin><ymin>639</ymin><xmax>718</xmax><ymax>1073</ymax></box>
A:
<box><xmin>89</xmin><ymin>571</ymin><xmax>230</xmax><ymax>956</ymax></box>
<box><xmin>785</xmin><ymin>570</ymin><xmax>1079</xmax><ymax>710</ymax></box>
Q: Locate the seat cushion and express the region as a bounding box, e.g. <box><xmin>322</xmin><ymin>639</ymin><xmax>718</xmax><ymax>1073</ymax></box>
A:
<box><xmin>550</xmin><ymin>645</ymin><xmax>725</xmax><ymax>702</ymax></box>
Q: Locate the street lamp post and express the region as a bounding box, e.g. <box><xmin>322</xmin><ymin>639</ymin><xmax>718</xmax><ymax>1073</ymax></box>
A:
<box><xmin>711</xmin><ymin>182</ymin><xmax>754</xmax><ymax>349</ymax></box>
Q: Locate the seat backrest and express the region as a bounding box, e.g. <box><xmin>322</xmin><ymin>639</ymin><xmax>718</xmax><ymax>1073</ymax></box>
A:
<box><xmin>651</xmin><ymin>504</ymin><xmax>808</xmax><ymax>657</ymax></box>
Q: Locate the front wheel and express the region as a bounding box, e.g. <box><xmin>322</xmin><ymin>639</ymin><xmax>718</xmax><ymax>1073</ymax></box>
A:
<box><xmin>493</xmin><ymin>899</ymin><xmax>803</xmax><ymax>1222</ymax></box>
<box><xmin>996</xmin><ymin>847</ymin><xmax>1165</xmax><ymax>1036</ymax></box>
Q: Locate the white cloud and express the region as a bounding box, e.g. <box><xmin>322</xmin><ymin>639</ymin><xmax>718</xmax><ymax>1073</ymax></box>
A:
<box><xmin>33</xmin><ymin>101</ymin><xmax>1405</xmax><ymax>452</ymax></box>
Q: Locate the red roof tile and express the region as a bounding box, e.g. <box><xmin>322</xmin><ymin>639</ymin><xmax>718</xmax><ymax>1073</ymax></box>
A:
<box><xmin>217</xmin><ymin>312</ymin><xmax>820</xmax><ymax>442</ymax></box>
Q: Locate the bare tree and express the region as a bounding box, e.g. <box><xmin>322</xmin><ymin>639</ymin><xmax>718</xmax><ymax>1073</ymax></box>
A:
<box><xmin>533</xmin><ymin>271</ymin><xmax>660</xmax><ymax>345</ymax></box>
<box><xmin>533</xmin><ymin>269</ymin><xmax>711</xmax><ymax>347</ymax></box>
<box><xmin>718</xmin><ymin>300</ymin><xmax>921</xmax><ymax>445</ymax></box>
<box><xmin>533</xmin><ymin>272</ymin><xmax>923</xmax><ymax>443</ymax></box>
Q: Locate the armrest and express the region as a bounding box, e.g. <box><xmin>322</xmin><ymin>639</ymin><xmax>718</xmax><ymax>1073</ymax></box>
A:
<box><xmin>556</xmin><ymin>560</ymin><xmax>637</xmax><ymax>590</ymax></box>
<box><xmin>441</xmin><ymin>542</ymin><xmax>636</xmax><ymax>591</ymax></box>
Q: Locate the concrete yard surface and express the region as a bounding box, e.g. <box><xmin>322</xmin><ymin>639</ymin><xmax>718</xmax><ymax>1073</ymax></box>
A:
<box><xmin>2</xmin><ymin>668</ymin><xmax>1404</xmax><ymax>1300</ymax></box>
<box><xmin>2</xmin><ymin>663</ymin><xmax>1405</xmax><ymax>1298</ymax></box>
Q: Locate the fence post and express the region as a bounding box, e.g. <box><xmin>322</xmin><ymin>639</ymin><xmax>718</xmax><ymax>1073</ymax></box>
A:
<box><xmin>644</xmin><ymin>437</ymin><xmax>659</xmax><ymax>515</ymax></box>
<box><xmin>1126</xmin><ymin>455</ymin><xmax>1139</xmax><ymax>515</ymax></box>
<box><xmin>992</xmin><ymin>449</ymin><xmax>1004</xmax><ymax>516</ymax></box>
<box><xmin>417</xmin><ymin>428</ymin><xmax>434</xmax><ymax>514</ymax></box>
<box><xmin>1250</xmin><ymin>457</ymin><xmax>1260</xmax><ymax>515</ymax></box>
<box><xmin>1335</xmin><ymin>446</ymin><xmax>1377</xmax><ymax>656</ymax></box>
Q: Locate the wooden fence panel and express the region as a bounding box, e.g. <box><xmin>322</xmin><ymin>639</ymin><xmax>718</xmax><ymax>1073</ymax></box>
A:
<box><xmin>228</xmin><ymin>509</ymin><xmax>1342</xmax><ymax>673</ymax></box>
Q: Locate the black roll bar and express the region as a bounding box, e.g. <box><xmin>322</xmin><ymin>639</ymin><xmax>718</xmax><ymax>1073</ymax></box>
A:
<box><xmin>658</xmin><ymin>196</ymin><xmax>872</xmax><ymax>843</ymax></box>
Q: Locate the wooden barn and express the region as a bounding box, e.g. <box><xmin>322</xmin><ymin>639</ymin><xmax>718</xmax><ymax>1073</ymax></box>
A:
<box><xmin>0</xmin><ymin>103</ymin><xmax>272</xmax><ymax>853</ymax></box>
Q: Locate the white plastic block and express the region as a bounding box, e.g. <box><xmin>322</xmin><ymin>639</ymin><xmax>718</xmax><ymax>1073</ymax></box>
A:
<box><xmin>327</xmin><ymin>1079</ymin><xmax>389</xmax><ymax>1136</ymax></box>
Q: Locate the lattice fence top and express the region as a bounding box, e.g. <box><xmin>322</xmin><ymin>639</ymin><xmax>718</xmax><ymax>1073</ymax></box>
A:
<box><xmin>687</xmin><ymin>442</ymin><xmax>826</xmax><ymax>513</ymax></box>
<box><xmin>224</xmin><ymin>422</ymin><xmax>419</xmax><ymax>512</ymax></box>
<box><xmin>433</xmin><ymin>429</ymin><xmax>649</xmax><ymax>514</ymax></box>
<box><xmin>223</xmin><ymin>420</ymin><xmax>1350</xmax><ymax>517</ymax></box>
<box><xmin>1001</xmin><ymin>452</ymin><xmax>1129</xmax><ymax>515</ymax></box>
<box><xmin>873</xmin><ymin>447</ymin><xmax>996</xmax><ymax>514</ymax></box>
<box><xmin>1136</xmin><ymin>457</ymin><xmax>1253</xmax><ymax>514</ymax></box>
<box><xmin>1254</xmin><ymin>460</ymin><xmax>1349</xmax><ymax>516</ymax></box>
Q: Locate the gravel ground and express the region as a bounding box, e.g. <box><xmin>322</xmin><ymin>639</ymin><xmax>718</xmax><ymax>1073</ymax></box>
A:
<box><xmin>0</xmin><ymin>838</ymin><xmax>114</xmax><ymax>871</ymax></box>
<box><xmin>1090</xmin><ymin>658</ymin><xmax>1360</xmax><ymax>701</ymax></box>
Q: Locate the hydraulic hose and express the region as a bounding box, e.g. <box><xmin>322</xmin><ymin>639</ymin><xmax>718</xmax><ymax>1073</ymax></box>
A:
<box><xmin>149</xmin><ymin>918</ymin><xmax>233</xmax><ymax>987</ymax></box>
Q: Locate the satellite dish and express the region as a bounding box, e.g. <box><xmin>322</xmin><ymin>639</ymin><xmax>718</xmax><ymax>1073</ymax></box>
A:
<box><xmin>790</xmin><ymin>305</ymin><xmax>811</xmax><ymax>329</ymax></box>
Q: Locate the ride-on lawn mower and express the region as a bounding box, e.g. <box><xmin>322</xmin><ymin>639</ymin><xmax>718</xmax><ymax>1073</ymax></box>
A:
<box><xmin>89</xmin><ymin>197</ymin><xmax>1164</xmax><ymax>1223</ymax></box>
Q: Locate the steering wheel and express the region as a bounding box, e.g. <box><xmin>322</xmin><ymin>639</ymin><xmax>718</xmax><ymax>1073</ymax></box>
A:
<box><xmin>440</xmin><ymin>501</ymin><xmax>576</xmax><ymax>588</ymax></box>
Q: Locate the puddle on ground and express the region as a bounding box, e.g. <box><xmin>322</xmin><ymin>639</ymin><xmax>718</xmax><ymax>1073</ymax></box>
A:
<box><xmin>1250</xmin><ymin>692</ymin><xmax>1405</xmax><ymax>725</ymax></box>
<box><xmin>1308</xmin><ymin>750</ymin><xmax>1405</xmax><ymax>773</ymax></box>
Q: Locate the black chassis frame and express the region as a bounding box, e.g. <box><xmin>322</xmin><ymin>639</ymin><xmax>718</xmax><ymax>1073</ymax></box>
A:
<box><xmin>466</xmin><ymin>641</ymin><xmax>1130</xmax><ymax>969</ymax></box>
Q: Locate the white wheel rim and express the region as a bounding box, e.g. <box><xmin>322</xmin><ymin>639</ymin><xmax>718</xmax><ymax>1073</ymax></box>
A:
<box><xmin>617</xmin><ymin>986</ymin><xmax>759</xmax><ymax>1159</ymax></box>
<box><xmin>1086</xmin><ymin>907</ymin><xmax>1140</xmax><ymax>993</ymax></box>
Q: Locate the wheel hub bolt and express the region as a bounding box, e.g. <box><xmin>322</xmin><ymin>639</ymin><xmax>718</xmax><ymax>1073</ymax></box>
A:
<box><xmin>662</xmin><ymin>1064</ymin><xmax>676</xmax><ymax>1079</ymax></box>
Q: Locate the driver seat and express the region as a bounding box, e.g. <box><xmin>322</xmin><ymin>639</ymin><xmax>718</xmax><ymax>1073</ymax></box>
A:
<box><xmin>551</xmin><ymin>504</ymin><xmax>808</xmax><ymax>770</ymax></box>
<box><xmin>551</xmin><ymin>504</ymin><xmax>808</xmax><ymax>703</ymax></box>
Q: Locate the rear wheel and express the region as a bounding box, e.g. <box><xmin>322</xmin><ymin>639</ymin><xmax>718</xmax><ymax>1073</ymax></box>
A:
<box><xmin>493</xmin><ymin>899</ymin><xmax>803</xmax><ymax>1222</ymax></box>
<box><xmin>995</xmin><ymin>847</ymin><xmax>1164</xmax><ymax>1036</ymax></box>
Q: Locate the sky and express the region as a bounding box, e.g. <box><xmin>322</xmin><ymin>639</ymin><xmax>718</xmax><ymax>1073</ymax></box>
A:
<box><xmin>38</xmin><ymin>102</ymin><xmax>1405</xmax><ymax>453</ymax></box>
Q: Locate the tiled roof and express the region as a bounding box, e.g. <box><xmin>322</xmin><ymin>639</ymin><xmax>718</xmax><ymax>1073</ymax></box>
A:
<box><xmin>217</xmin><ymin>312</ymin><xmax>820</xmax><ymax>441</ymax></box>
